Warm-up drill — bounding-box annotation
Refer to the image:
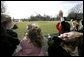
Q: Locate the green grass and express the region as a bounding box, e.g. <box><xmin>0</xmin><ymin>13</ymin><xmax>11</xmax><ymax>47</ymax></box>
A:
<box><xmin>16</xmin><ymin>21</ymin><xmax>59</xmax><ymax>40</ymax></box>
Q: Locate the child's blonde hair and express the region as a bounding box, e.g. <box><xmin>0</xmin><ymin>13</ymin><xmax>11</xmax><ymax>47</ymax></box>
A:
<box><xmin>27</xmin><ymin>23</ymin><xmax>43</xmax><ymax>47</ymax></box>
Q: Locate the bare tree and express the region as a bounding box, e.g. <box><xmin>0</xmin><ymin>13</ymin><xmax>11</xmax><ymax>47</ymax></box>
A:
<box><xmin>1</xmin><ymin>1</ymin><xmax>11</xmax><ymax>23</ymax></box>
<box><xmin>67</xmin><ymin>3</ymin><xmax>83</xmax><ymax>20</ymax></box>
<box><xmin>1</xmin><ymin>1</ymin><xmax>6</xmax><ymax>13</ymax></box>
<box><xmin>70</xmin><ymin>3</ymin><xmax>83</xmax><ymax>13</ymax></box>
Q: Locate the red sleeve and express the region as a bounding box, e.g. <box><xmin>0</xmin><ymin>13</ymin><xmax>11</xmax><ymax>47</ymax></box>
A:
<box><xmin>56</xmin><ymin>22</ymin><xmax>62</xmax><ymax>33</ymax></box>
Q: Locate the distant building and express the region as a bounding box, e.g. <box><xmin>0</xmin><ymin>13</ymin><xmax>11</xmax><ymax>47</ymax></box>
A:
<box><xmin>12</xmin><ymin>19</ymin><xmax>21</xmax><ymax>22</ymax></box>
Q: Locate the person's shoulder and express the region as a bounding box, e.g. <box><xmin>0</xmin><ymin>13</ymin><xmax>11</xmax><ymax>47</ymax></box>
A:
<box><xmin>20</xmin><ymin>37</ymin><xmax>28</xmax><ymax>46</ymax></box>
<box><xmin>7</xmin><ymin>29</ymin><xmax>18</xmax><ymax>38</ymax></box>
<box><xmin>20</xmin><ymin>37</ymin><xmax>27</xmax><ymax>42</ymax></box>
<box><xmin>21</xmin><ymin>37</ymin><xmax>30</xmax><ymax>43</ymax></box>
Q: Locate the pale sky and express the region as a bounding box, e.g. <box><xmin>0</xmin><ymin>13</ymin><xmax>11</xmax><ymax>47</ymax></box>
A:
<box><xmin>5</xmin><ymin>1</ymin><xmax>83</xmax><ymax>19</ymax></box>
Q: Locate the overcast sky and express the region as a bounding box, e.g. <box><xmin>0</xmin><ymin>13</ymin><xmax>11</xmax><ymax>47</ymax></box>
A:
<box><xmin>5</xmin><ymin>1</ymin><xmax>83</xmax><ymax>19</ymax></box>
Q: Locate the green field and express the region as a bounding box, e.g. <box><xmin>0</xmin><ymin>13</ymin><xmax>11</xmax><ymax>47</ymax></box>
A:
<box><xmin>15</xmin><ymin>21</ymin><xmax>59</xmax><ymax>40</ymax></box>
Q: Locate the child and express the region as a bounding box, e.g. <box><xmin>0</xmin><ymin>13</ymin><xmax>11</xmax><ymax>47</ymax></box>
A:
<box><xmin>14</xmin><ymin>24</ymin><xmax>47</xmax><ymax>56</ymax></box>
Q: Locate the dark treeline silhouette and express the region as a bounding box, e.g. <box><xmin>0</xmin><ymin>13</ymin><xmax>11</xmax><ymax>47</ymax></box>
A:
<box><xmin>20</xmin><ymin>14</ymin><xmax>58</xmax><ymax>21</ymax></box>
<box><xmin>20</xmin><ymin>14</ymin><xmax>70</xmax><ymax>21</ymax></box>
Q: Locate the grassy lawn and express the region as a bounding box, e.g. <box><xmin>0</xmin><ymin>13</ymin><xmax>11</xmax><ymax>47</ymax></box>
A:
<box><xmin>15</xmin><ymin>21</ymin><xmax>59</xmax><ymax>40</ymax></box>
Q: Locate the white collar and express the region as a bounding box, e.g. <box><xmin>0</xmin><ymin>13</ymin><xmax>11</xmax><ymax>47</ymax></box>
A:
<box><xmin>61</xmin><ymin>17</ymin><xmax>64</xmax><ymax>22</ymax></box>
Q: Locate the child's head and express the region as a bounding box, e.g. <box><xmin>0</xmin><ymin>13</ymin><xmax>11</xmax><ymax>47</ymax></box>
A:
<box><xmin>27</xmin><ymin>23</ymin><xmax>39</xmax><ymax>30</ymax></box>
<box><xmin>27</xmin><ymin>23</ymin><xmax>43</xmax><ymax>47</ymax></box>
<box><xmin>1</xmin><ymin>14</ymin><xmax>13</xmax><ymax>29</ymax></box>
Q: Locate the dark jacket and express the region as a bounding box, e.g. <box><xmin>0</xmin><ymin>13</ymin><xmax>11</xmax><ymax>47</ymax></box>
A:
<box><xmin>48</xmin><ymin>36</ymin><xmax>71</xmax><ymax>56</ymax></box>
<box><xmin>6</xmin><ymin>29</ymin><xmax>18</xmax><ymax>39</ymax></box>
<box><xmin>61</xmin><ymin>21</ymin><xmax>71</xmax><ymax>34</ymax></box>
<box><xmin>0</xmin><ymin>26</ymin><xmax>20</xmax><ymax>56</ymax></box>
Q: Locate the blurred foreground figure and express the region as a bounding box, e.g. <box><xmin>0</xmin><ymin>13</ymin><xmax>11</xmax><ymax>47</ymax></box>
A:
<box><xmin>71</xmin><ymin>19</ymin><xmax>83</xmax><ymax>32</ymax></box>
<box><xmin>49</xmin><ymin>10</ymin><xmax>83</xmax><ymax>56</ymax></box>
<box><xmin>14</xmin><ymin>24</ymin><xmax>47</xmax><ymax>56</ymax></box>
<box><xmin>58</xmin><ymin>31</ymin><xmax>83</xmax><ymax>56</ymax></box>
<box><xmin>1</xmin><ymin>14</ymin><xmax>20</xmax><ymax>56</ymax></box>
<box><xmin>56</xmin><ymin>10</ymin><xmax>70</xmax><ymax>34</ymax></box>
